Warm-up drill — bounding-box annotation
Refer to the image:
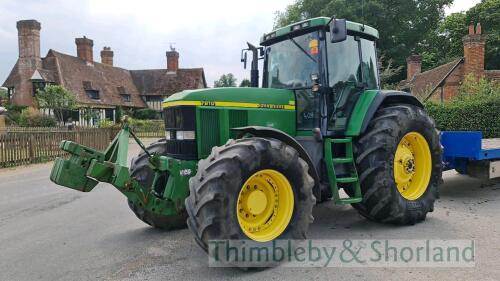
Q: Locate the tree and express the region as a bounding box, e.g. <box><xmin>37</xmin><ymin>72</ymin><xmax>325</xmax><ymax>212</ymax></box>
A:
<box><xmin>378</xmin><ymin>56</ymin><xmax>403</xmax><ymax>88</ymax></box>
<box><xmin>36</xmin><ymin>85</ymin><xmax>77</xmax><ymax>123</ymax></box>
<box><xmin>275</xmin><ymin>0</ymin><xmax>453</xmax><ymax>83</ymax></box>
<box><xmin>415</xmin><ymin>12</ymin><xmax>467</xmax><ymax>71</ymax></box>
<box><xmin>214</xmin><ymin>73</ymin><xmax>237</xmax><ymax>87</ymax></box>
<box><xmin>0</xmin><ymin>87</ymin><xmax>7</xmax><ymax>99</ymax></box>
<box><xmin>239</xmin><ymin>78</ymin><xmax>252</xmax><ymax>87</ymax></box>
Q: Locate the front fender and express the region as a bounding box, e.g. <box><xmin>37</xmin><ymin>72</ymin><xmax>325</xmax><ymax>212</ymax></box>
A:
<box><xmin>231</xmin><ymin>126</ymin><xmax>320</xmax><ymax>189</ymax></box>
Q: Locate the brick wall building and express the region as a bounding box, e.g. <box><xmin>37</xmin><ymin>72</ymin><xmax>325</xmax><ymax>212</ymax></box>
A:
<box><xmin>2</xmin><ymin>19</ymin><xmax>206</xmax><ymax>126</ymax></box>
<box><xmin>399</xmin><ymin>23</ymin><xmax>499</xmax><ymax>102</ymax></box>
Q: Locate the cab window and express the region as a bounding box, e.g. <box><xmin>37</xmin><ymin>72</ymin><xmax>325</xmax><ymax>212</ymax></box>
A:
<box><xmin>326</xmin><ymin>34</ymin><xmax>362</xmax><ymax>131</ymax></box>
<box><xmin>360</xmin><ymin>39</ymin><xmax>379</xmax><ymax>89</ymax></box>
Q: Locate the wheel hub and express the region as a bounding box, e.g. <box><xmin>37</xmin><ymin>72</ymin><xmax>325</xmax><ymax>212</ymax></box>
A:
<box><xmin>394</xmin><ymin>132</ymin><xmax>432</xmax><ymax>200</ymax></box>
<box><xmin>236</xmin><ymin>169</ymin><xmax>294</xmax><ymax>242</ymax></box>
<box><xmin>245</xmin><ymin>189</ymin><xmax>267</xmax><ymax>215</ymax></box>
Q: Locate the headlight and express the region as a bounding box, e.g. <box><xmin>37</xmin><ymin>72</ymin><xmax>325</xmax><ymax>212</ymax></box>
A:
<box><xmin>165</xmin><ymin>130</ymin><xmax>174</xmax><ymax>140</ymax></box>
<box><xmin>176</xmin><ymin>130</ymin><xmax>195</xmax><ymax>140</ymax></box>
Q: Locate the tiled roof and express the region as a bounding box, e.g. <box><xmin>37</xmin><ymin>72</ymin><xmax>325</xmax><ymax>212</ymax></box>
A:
<box><xmin>130</xmin><ymin>68</ymin><xmax>206</xmax><ymax>96</ymax></box>
<box><xmin>37</xmin><ymin>69</ymin><xmax>58</xmax><ymax>83</ymax></box>
<box><xmin>2</xmin><ymin>62</ymin><xmax>19</xmax><ymax>88</ymax></box>
<box><xmin>399</xmin><ymin>58</ymin><xmax>463</xmax><ymax>100</ymax></box>
<box><xmin>48</xmin><ymin>50</ymin><xmax>146</xmax><ymax>107</ymax></box>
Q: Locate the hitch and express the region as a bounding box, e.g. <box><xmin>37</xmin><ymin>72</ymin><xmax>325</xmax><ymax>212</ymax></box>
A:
<box><xmin>49</xmin><ymin>118</ymin><xmax>194</xmax><ymax>216</ymax></box>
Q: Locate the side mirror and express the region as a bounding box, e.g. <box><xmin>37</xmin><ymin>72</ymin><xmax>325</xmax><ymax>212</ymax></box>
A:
<box><xmin>330</xmin><ymin>18</ymin><xmax>347</xmax><ymax>43</ymax></box>
<box><xmin>241</xmin><ymin>50</ymin><xmax>248</xmax><ymax>69</ymax></box>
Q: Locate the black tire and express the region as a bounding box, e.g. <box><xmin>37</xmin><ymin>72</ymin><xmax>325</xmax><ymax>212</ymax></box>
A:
<box><xmin>350</xmin><ymin>104</ymin><xmax>442</xmax><ymax>225</ymax></box>
<box><xmin>185</xmin><ymin>137</ymin><xmax>315</xmax><ymax>265</ymax></box>
<box><xmin>128</xmin><ymin>139</ymin><xmax>187</xmax><ymax>230</ymax></box>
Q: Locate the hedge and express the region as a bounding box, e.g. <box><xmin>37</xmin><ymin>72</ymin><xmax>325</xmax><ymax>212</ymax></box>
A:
<box><xmin>425</xmin><ymin>98</ymin><xmax>500</xmax><ymax>138</ymax></box>
<box><xmin>424</xmin><ymin>75</ymin><xmax>500</xmax><ymax>138</ymax></box>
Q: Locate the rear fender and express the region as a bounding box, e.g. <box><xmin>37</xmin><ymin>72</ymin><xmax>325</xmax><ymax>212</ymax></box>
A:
<box><xmin>353</xmin><ymin>90</ymin><xmax>423</xmax><ymax>136</ymax></box>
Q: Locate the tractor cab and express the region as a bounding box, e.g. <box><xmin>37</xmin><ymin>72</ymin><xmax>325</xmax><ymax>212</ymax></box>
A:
<box><xmin>243</xmin><ymin>17</ymin><xmax>380</xmax><ymax>136</ymax></box>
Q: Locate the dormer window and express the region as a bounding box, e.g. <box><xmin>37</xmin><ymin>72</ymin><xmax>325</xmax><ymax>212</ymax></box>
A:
<box><xmin>121</xmin><ymin>94</ymin><xmax>131</xmax><ymax>102</ymax></box>
<box><xmin>117</xmin><ymin>86</ymin><xmax>130</xmax><ymax>102</ymax></box>
<box><xmin>31</xmin><ymin>70</ymin><xmax>46</xmax><ymax>96</ymax></box>
<box><xmin>86</xmin><ymin>90</ymin><xmax>100</xmax><ymax>100</ymax></box>
<box><xmin>32</xmin><ymin>80</ymin><xmax>45</xmax><ymax>96</ymax></box>
<box><xmin>83</xmin><ymin>81</ymin><xmax>99</xmax><ymax>100</ymax></box>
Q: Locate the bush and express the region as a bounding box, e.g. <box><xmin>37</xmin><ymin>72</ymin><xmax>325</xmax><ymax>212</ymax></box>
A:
<box><xmin>133</xmin><ymin>108</ymin><xmax>160</xmax><ymax>120</ymax></box>
<box><xmin>425</xmin><ymin>76</ymin><xmax>500</xmax><ymax>138</ymax></box>
<box><xmin>18</xmin><ymin>108</ymin><xmax>57</xmax><ymax>127</ymax></box>
<box><xmin>4</xmin><ymin>104</ymin><xmax>27</xmax><ymax>125</ymax></box>
<box><xmin>98</xmin><ymin>119</ymin><xmax>119</xmax><ymax>129</ymax></box>
<box><xmin>128</xmin><ymin>118</ymin><xmax>164</xmax><ymax>130</ymax></box>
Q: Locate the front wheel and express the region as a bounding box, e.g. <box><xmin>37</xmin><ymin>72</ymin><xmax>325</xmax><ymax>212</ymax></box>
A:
<box><xmin>351</xmin><ymin>104</ymin><xmax>442</xmax><ymax>225</ymax></box>
<box><xmin>128</xmin><ymin>139</ymin><xmax>187</xmax><ymax>230</ymax></box>
<box><xmin>185</xmin><ymin>138</ymin><xmax>315</xmax><ymax>266</ymax></box>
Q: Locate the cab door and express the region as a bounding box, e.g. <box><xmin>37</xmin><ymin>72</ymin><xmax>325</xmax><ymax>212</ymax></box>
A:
<box><xmin>324</xmin><ymin>33</ymin><xmax>380</xmax><ymax>136</ymax></box>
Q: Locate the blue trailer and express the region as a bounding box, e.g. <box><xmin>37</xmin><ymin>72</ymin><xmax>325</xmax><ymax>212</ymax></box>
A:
<box><xmin>441</xmin><ymin>131</ymin><xmax>500</xmax><ymax>179</ymax></box>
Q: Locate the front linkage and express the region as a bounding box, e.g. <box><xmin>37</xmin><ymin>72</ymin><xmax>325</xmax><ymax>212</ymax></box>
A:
<box><xmin>50</xmin><ymin>117</ymin><xmax>196</xmax><ymax>217</ymax></box>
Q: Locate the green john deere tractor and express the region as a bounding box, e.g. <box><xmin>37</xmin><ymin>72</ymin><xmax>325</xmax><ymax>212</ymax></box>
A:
<box><xmin>50</xmin><ymin>17</ymin><xmax>442</xmax><ymax>263</ymax></box>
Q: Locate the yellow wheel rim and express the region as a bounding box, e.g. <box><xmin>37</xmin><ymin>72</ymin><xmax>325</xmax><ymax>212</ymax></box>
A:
<box><xmin>236</xmin><ymin>169</ymin><xmax>294</xmax><ymax>242</ymax></box>
<box><xmin>394</xmin><ymin>132</ymin><xmax>432</xmax><ymax>200</ymax></box>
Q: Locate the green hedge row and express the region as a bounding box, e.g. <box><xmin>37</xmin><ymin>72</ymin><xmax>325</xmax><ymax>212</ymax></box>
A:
<box><xmin>426</xmin><ymin>99</ymin><xmax>500</xmax><ymax>138</ymax></box>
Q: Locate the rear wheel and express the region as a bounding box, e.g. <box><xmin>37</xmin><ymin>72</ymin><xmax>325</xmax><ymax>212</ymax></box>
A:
<box><xmin>128</xmin><ymin>139</ymin><xmax>187</xmax><ymax>230</ymax></box>
<box><xmin>185</xmin><ymin>138</ymin><xmax>315</xmax><ymax>266</ymax></box>
<box><xmin>350</xmin><ymin>104</ymin><xmax>442</xmax><ymax>225</ymax></box>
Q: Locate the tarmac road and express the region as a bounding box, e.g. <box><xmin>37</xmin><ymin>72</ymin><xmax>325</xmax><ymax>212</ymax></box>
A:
<box><xmin>0</xmin><ymin>139</ymin><xmax>499</xmax><ymax>281</ymax></box>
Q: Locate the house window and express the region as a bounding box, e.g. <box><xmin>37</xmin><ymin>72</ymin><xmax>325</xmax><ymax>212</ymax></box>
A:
<box><xmin>105</xmin><ymin>108</ymin><xmax>114</xmax><ymax>120</ymax></box>
<box><xmin>86</xmin><ymin>90</ymin><xmax>100</xmax><ymax>100</ymax></box>
<box><xmin>121</xmin><ymin>94</ymin><xmax>131</xmax><ymax>102</ymax></box>
<box><xmin>7</xmin><ymin>87</ymin><xmax>14</xmax><ymax>99</ymax></box>
<box><xmin>62</xmin><ymin>110</ymin><xmax>80</xmax><ymax>122</ymax></box>
<box><xmin>32</xmin><ymin>80</ymin><xmax>46</xmax><ymax>96</ymax></box>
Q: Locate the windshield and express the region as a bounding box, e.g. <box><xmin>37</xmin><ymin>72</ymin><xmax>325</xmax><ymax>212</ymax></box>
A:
<box><xmin>267</xmin><ymin>31</ymin><xmax>320</xmax><ymax>89</ymax></box>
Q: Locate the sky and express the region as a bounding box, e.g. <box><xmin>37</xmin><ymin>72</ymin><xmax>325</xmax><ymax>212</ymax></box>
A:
<box><xmin>0</xmin><ymin>0</ymin><xmax>481</xmax><ymax>88</ymax></box>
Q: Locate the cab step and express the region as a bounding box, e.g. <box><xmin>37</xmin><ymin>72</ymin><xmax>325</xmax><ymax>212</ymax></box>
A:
<box><xmin>324</xmin><ymin>138</ymin><xmax>363</xmax><ymax>205</ymax></box>
<box><xmin>337</xmin><ymin>177</ymin><xmax>358</xmax><ymax>183</ymax></box>
<box><xmin>332</xmin><ymin>157</ymin><xmax>353</xmax><ymax>164</ymax></box>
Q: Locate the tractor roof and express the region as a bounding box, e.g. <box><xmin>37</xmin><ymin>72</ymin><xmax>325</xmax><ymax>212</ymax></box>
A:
<box><xmin>260</xmin><ymin>17</ymin><xmax>379</xmax><ymax>46</ymax></box>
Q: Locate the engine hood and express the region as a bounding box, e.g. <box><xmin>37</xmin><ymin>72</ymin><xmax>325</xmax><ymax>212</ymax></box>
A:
<box><xmin>163</xmin><ymin>87</ymin><xmax>295</xmax><ymax>109</ymax></box>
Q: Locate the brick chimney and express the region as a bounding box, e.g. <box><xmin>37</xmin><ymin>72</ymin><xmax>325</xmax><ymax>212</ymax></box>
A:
<box><xmin>17</xmin><ymin>20</ymin><xmax>41</xmax><ymax>60</ymax></box>
<box><xmin>75</xmin><ymin>36</ymin><xmax>94</xmax><ymax>63</ymax></box>
<box><xmin>406</xmin><ymin>55</ymin><xmax>422</xmax><ymax>80</ymax></box>
<box><xmin>166</xmin><ymin>46</ymin><xmax>179</xmax><ymax>73</ymax></box>
<box><xmin>14</xmin><ymin>19</ymin><xmax>42</xmax><ymax>106</ymax></box>
<box><xmin>100</xmin><ymin>47</ymin><xmax>113</xmax><ymax>66</ymax></box>
<box><xmin>463</xmin><ymin>22</ymin><xmax>485</xmax><ymax>79</ymax></box>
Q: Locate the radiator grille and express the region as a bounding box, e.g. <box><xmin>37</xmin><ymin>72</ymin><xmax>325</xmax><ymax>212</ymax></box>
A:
<box><xmin>229</xmin><ymin>110</ymin><xmax>248</xmax><ymax>138</ymax></box>
<box><xmin>200</xmin><ymin>109</ymin><xmax>220</xmax><ymax>157</ymax></box>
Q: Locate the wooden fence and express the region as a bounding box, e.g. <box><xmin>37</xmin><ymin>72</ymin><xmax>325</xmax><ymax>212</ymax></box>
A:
<box><xmin>0</xmin><ymin>128</ymin><xmax>116</xmax><ymax>168</ymax></box>
<box><xmin>0</xmin><ymin>125</ymin><xmax>165</xmax><ymax>168</ymax></box>
<box><xmin>130</xmin><ymin>125</ymin><xmax>165</xmax><ymax>138</ymax></box>
<box><xmin>6</xmin><ymin>125</ymin><xmax>165</xmax><ymax>138</ymax></box>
